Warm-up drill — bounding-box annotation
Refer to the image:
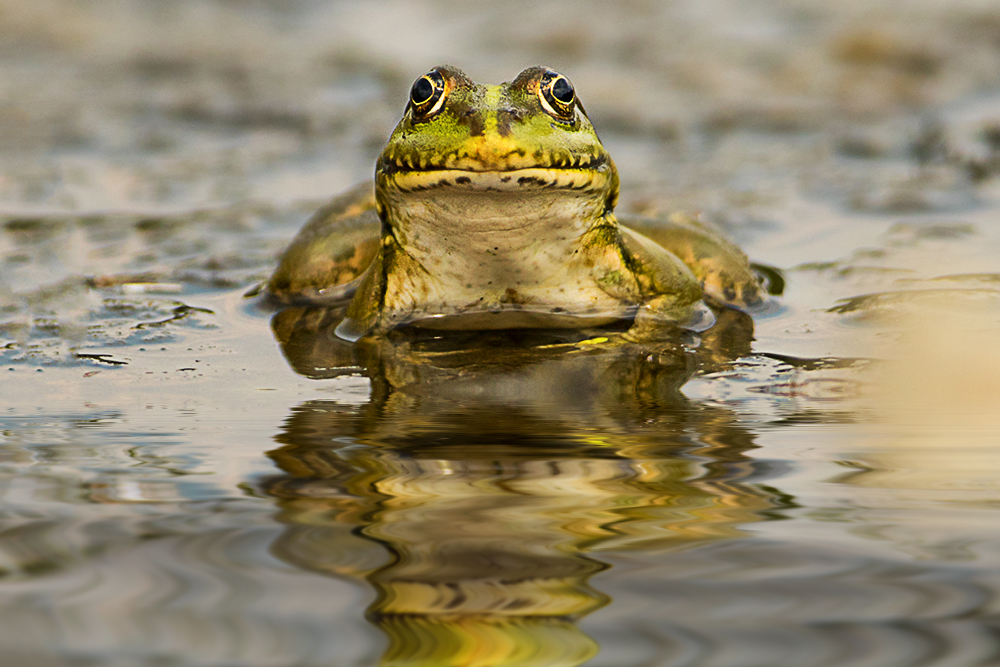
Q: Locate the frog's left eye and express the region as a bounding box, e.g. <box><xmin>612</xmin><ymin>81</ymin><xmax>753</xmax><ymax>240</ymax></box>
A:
<box><xmin>409</xmin><ymin>70</ymin><xmax>447</xmax><ymax>119</ymax></box>
<box><xmin>538</xmin><ymin>71</ymin><xmax>576</xmax><ymax>122</ymax></box>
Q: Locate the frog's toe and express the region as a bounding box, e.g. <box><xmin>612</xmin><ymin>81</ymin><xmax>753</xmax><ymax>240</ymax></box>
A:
<box><xmin>684</xmin><ymin>300</ymin><xmax>717</xmax><ymax>331</ymax></box>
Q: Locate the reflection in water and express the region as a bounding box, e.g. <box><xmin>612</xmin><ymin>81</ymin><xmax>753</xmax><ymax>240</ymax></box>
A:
<box><xmin>260</xmin><ymin>307</ymin><xmax>785</xmax><ymax>665</ymax></box>
<box><xmin>4</xmin><ymin>305</ymin><xmax>1000</xmax><ymax>665</ymax></box>
<box><xmin>269</xmin><ymin>303</ymin><xmax>756</xmax><ymax>383</ymax></box>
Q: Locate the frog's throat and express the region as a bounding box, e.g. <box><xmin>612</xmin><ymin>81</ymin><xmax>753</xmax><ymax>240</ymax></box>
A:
<box><xmin>377</xmin><ymin>166</ymin><xmax>614</xmax><ymax>194</ymax></box>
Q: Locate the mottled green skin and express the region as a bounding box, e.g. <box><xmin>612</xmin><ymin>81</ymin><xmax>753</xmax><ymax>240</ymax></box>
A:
<box><xmin>267</xmin><ymin>65</ymin><xmax>767</xmax><ymax>340</ymax></box>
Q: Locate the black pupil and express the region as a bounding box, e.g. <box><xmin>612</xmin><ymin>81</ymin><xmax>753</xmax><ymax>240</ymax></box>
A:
<box><xmin>411</xmin><ymin>77</ymin><xmax>435</xmax><ymax>105</ymax></box>
<box><xmin>552</xmin><ymin>77</ymin><xmax>574</xmax><ymax>104</ymax></box>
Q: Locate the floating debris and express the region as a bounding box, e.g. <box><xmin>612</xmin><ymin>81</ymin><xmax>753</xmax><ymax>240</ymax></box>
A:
<box><xmin>75</xmin><ymin>352</ymin><xmax>128</xmax><ymax>366</ymax></box>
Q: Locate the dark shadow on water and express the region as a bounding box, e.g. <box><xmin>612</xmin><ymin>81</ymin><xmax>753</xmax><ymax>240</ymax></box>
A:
<box><xmin>256</xmin><ymin>306</ymin><xmax>787</xmax><ymax>666</ymax></box>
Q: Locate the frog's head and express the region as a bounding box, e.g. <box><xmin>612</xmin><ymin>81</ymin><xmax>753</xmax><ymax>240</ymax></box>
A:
<box><xmin>375</xmin><ymin>65</ymin><xmax>618</xmax><ymax>222</ymax></box>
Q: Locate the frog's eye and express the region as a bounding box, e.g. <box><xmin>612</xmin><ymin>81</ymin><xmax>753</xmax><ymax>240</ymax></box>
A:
<box><xmin>538</xmin><ymin>71</ymin><xmax>576</xmax><ymax>122</ymax></box>
<box><xmin>409</xmin><ymin>70</ymin><xmax>447</xmax><ymax>119</ymax></box>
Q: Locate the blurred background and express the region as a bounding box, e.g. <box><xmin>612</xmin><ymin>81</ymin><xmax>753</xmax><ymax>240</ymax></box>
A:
<box><xmin>7</xmin><ymin>0</ymin><xmax>1000</xmax><ymax>211</ymax></box>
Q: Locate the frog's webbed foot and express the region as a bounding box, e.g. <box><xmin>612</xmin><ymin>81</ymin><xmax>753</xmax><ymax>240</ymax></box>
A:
<box><xmin>266</xmin><ymin>183</ymin><xmax>381</xmax><ymax>304</ymax></box>
<box><xmin>619</xmin><ymin>212</ymin><xmax>770</xmax><ymax>312</ymax></box>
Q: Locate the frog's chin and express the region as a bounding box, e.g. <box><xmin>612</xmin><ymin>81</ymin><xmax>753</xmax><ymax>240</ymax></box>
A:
<box><xmin>379</xmin><ymin>167</ymin><xmax>612</xmax><ymax>194</ymax></box>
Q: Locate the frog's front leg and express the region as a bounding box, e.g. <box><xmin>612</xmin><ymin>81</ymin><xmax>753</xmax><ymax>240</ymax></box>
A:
<box><xmin>585</xmin><ymin>223</ymin><xmax>713</xmax><ymax>341</ymax></box>
<box><xmin>335</xmin><ymin>235</ymin><xmax>434</xmax><ymax>341</ymax></box>
<box><xmin>620</xmin><ymin>226</ymin><xmax>715</xmax><ymax>340</ymax></box>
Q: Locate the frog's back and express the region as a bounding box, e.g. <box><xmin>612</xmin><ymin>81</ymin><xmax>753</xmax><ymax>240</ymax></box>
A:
<box><xmin>266</xmin><ymin>183</ymin><xmax>380</xmax><ymax>304</ymax></box>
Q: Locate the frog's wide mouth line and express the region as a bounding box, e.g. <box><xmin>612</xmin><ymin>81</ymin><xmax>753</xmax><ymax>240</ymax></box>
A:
<box><xmin>379</xmin><ymin>167</ymin><xmax>612</xmax><ymax>193</ymax></box>
<box><xmin>379</xmin><ymin>153</ymin><xmax>609</xmax><ymax>175</ymax></box>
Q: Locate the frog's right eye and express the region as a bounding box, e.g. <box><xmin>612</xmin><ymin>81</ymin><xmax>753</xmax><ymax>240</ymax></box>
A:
<box><xmin>537</xmin><ymin>70</ymin><xmax>576</xmax><ymax>123</ymax></box>
<box><xmin>409</xmin><ymin>70</ymin><xmax>447</xmax><ymax>119</ymax></box>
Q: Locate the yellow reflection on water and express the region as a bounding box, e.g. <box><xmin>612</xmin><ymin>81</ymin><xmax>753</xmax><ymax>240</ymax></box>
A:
<box><xmin>261</xmin><ymin>376</ymin><xmax>782</xmax><ymax>665</ymax></box>
<box><xmin>259</xmin><ymin>305</ymin><xmax>792</xmax><ymax>665</ymax></box>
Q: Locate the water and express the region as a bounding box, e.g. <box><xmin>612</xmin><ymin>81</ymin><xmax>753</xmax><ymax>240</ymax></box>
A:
<box><xmin>3</xmin><ymin>1</ymin><xmax>1000</xmax><ymax>665</ymax></box>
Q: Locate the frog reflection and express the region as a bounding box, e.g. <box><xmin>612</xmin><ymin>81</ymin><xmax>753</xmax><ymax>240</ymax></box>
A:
<box><xmin>257</xmin><ymin>317</ymin><xmax>786</xmax><ymax>667</ymax></box>
<box><xmin>270</xmin><ymin>300</ymin><xmax>756</xmax><ymax>386</ymax></box>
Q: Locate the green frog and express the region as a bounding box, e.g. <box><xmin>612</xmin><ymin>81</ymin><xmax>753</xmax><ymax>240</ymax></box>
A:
<box><xmin>265</xmin><ymin>65</ymin><xmax>768</xmax><ymax>341</ymax></box>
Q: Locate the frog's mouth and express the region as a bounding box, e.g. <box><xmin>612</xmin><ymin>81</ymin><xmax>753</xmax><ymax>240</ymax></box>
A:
<box><xmin>378</xmin><ymin>156</ymin><xmax>613</xmax><ymax>194</ymax></box>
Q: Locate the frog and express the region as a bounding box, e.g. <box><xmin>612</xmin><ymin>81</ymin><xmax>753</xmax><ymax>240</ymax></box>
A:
<box><xmin>264</xmin><ymin>65</ymin><xmax>769</xmax><ymax>342</ymax></box>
